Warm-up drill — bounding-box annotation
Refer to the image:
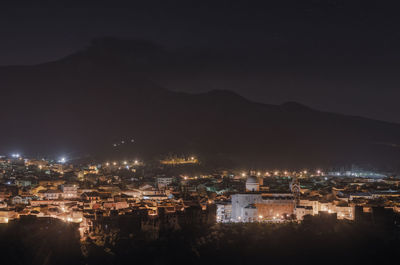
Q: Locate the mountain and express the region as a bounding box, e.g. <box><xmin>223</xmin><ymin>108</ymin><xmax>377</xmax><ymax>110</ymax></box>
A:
<box><xmin>1</xmin><ymin>38</ymin><xmax>400</xmax><ymax>169</ymax></box>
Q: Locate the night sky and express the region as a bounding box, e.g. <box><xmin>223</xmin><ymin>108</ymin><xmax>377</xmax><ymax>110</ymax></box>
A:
<box><xmin>2</xmin><ymin>1</ymin><xmax>400</xmax><ymax>123</ymax></box>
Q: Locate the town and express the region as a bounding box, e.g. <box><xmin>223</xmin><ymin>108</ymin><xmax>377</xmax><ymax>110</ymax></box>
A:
<box><xmin>1</xmin><ymin>154</ymin><xmax>400</xmax><ymax>242</ymax></box>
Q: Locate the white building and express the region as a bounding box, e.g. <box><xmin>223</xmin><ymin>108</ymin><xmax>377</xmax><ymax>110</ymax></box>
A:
<box><xmin>62</xmin><ymin>184</ymin><xmax>78</xmax><ymax>198</ymax></box>
<box><xmin>231</xmin><ymin>193</ymin><xmax>262</xmax><ymax>222</ymax></box>
<box><xmin>41</xmin><ymin>190</ymin><xmax>62</xmax><ymax>200</ymax></box>
<box><xmin>246</xmin><ymin>176</ymin><xmax>259</xmax><ymax>192</ymax></box>
<box><xmin>216</xmin><ymin>202</ymin><xmax>232</xmax><ymax>223</ymax></box>
<box><xmin>157</xmin><ymin>177</ymin><xmax>174</xmax><ymax>188</ymax></box>
<box><xmin>232</xmin><ymin>176</ymin><xmax>295</xmax><ymax>222</ymax></box>
<box><xmin>297</xmin><ymin>199</ymin><xmax>354</xmax><ymax>220</ymax></box>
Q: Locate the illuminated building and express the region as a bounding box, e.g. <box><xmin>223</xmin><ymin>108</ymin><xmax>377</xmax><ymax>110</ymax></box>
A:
<box><xmin>245</xmin><ymin>175</ymin><xmax>259</xmax><ymax>192</ymax></box>
<box><xmin>231</xmin><ymin>176</ymin><xmax>295</xmax><ymax>222</ymax></box>
<box><xmin>62</xmin><ymin>184</ymin><xmax>78</xmax><ymax>198</ymax></box>
<box><xmin>157</xmin><ymin>177</ymin><xmax>174</xmax><ymax>188</ymax></box>
<box><xmin>216</xmin><ymin>202</ymin><xmax>232</xmax><ymax>223</ymax></box>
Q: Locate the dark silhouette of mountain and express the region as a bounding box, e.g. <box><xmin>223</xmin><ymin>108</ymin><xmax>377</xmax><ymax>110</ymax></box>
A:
<box><xmin>1</xmin><ymin>38</ymin><xmax>400</xmax><ymax>168</ymax></box>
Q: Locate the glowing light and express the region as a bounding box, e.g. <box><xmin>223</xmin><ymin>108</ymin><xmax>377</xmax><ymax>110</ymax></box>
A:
<box><xmin>134</xmin><ymin>160</ymin><xmax>138</xmax><ymax>164</ymax></box>
<box><xmin>241</xmin><ymin>173</ymin><xmax>246</xmax><ymax>177</ymax></box>
<box><xmin>106</xmin><ymin>162</ymin><xmax>110</xmax><ymax>166</ymax></box>
<box><xmin>258</xmin><ymin>215</ymin><xmax>263</xmax><ymax>219</ymax></box>
<box><xmin>123</xmin><ymin>161</ymin><xmax>127</xmax><ymax>165</ymax></box>
<box><xmin>113</xmin><ymin>162</ymin><xmax>117</xmax><ymax>166</ymax></box>
<box><xmin>58</xmin><ymin>157</ymin><xmax>66</xmax><ymax>163</ymax></box>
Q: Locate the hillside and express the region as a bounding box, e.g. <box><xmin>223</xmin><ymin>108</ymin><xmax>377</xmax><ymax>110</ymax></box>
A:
<box><xmin>1</xmin><ymin>38</ymin><xmax>400</xmax><ymax>168</ymax></box>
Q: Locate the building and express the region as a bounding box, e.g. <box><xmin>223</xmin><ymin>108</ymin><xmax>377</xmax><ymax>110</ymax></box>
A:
<box><xmin>62</xmin><ymin>184</ymin><xmax>78</xmax><ymax>198</ymax></box>
<box><xmin>157</xmin><ymin>177</ymin><xmax>174</xmax><ymax>188</ymax></box>
<box><xmin>231</xmin><ymin>176</ymin><xmax>296</xmax><ymax>222</ymax></box>
<box><xmin>295</xmin><ymin>206</ymin><xmax>314</xmax><ymax>220</ymax></box>
<box><xmin>256</xmin><ymin>194</ymin><xmax>295</xmax><ymax>220</ymax></box>
<box><xmin>216</xmin><ymin>202</ymin><xmax>232</xmax><ymax>223</ymax></box>
<box><xmin>231</xmin><ymin>193</ymin><xmax>262</xmax><ymax>222</ymax></box>
<box><xmin>246</xmin><ymin>176</ymin><xmax>259</xmax><ymax>192</ymax></box>
<box><xmin>39</xmin><ymin>189</ymin><xmax>62</xmax><ymax>200</ymax></box>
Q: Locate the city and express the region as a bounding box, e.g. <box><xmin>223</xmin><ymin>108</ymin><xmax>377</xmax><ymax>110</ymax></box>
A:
<box><xmin>2</xmin><ymin>2</ymin><xmax>400</xmax><ymax>265</ymax></box>
<box><xmin>1</xmin><ymin>153</ymin><xmax>400</xmax><ymax>264</ymax></box>
<box><xmin>1</xmin><ymin>154</ymin><xmax>399</xmax><ymax>230</ymax></box>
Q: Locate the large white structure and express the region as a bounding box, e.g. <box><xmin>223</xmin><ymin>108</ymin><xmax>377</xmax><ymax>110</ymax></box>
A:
<box><xmin>231</xmin><ymin>193</ymin><xmax>262</xmax><ymax>222</ymax></box>
<box><xmin>245</xmin><ymin>176</ymin><xmax>259</xmax><ymax>192</ymax></box>
<box><xmin>230</xmin><ymin>176</ymin><xmax>296</xmax><ymax>222</ymax></box>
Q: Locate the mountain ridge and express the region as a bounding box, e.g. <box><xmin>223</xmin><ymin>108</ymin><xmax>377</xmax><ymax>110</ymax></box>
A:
<box><xmin>1</xmin><ymin>38</ymin><xmax>400</xmax><ymax>169</ymax></box>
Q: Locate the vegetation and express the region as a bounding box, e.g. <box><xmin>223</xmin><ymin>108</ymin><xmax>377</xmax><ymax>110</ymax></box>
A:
<box><xmin>1</xmin><ymin>215</ymin><xmax>399</xmax><ymax>265</ymax></box>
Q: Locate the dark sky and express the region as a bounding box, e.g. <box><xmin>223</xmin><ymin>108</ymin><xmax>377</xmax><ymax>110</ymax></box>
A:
<box><xmin>2</xmin><ymin>1</ymin><xmax>400</xmax><ymax>123</ymax></box>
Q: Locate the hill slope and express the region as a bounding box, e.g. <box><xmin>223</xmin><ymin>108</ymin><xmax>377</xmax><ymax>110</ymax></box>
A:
<box><xmin>1</xmin><ymin>38</ymin><xmax>400</xmax><ymax>168</ymax></box>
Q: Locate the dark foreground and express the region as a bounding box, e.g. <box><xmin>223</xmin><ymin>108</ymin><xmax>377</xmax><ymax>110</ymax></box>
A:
<box><xmin>0</xmin><ymin>215</ymin><xmax>399</xmax><ymax>265</ymax></box>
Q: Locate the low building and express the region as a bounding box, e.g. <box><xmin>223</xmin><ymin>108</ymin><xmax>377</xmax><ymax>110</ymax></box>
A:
<box><xmin>216</xmin><ymin>202</ymin><xmax>232</xmax><ymax>223</ymax></box>
<box><xmin>62</xmin><ymin>184</ymin><xmax>78</xmax><ymax>198</ymax></box>
<box><xmin>157</xmin><ymin>177</ymin><xmax>174</xmax><ymax>188</ymax></box>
